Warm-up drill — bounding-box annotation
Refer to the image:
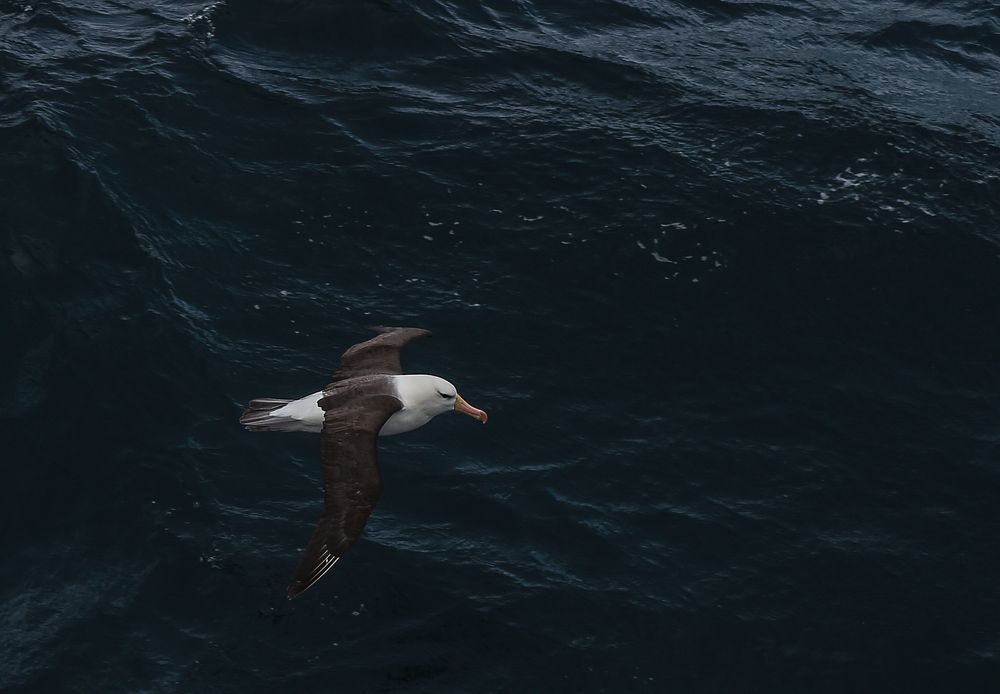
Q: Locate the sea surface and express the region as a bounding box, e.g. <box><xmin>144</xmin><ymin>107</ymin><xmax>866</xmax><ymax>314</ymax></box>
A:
<box><xmin>2</xmin><ymin>0</ymin><xmax>1000</xmax><ymax>691</ymax></box>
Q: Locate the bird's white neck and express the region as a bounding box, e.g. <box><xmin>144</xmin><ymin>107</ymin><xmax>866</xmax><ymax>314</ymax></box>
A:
<box><xmin>380</xmin><ymin>374</ymin><xmax>456</xmax><ymax>436</ymax></box>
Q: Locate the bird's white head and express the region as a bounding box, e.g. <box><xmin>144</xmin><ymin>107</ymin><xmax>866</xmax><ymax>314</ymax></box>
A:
<box><xmin>395</xmin><ymin>374</ymin><xmax>488</xmax><ymax>423</ymax></box>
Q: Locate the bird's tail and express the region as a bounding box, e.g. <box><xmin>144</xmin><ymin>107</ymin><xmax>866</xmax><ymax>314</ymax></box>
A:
<box><xmin>240</xmin><ymin>398</ymin><xmax>299</xmax><ymax>432</ymax></box>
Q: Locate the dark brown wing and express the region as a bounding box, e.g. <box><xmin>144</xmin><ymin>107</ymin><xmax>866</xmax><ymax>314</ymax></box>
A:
<box><xmin>286</xmin><ymin>390</ymin><xmax>402</xmax><ymax>599</ymax></box>
<box><xmin>328</xmin><ymin>326</ymin><xmax>431</xmax><ymax>384</ymax></box>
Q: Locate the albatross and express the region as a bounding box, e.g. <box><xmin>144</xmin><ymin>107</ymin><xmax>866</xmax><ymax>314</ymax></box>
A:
<box><xmin>239</xmin><ymin>326</ymin><xmax>488</xmax><ymax>599</ymax></box>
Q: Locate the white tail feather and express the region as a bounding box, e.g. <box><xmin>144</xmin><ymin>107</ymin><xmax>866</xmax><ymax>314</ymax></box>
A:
<box><xmin>240</xmin><ymin>398</ymin><xmax>302</xmax><ymax>432</ymax></box>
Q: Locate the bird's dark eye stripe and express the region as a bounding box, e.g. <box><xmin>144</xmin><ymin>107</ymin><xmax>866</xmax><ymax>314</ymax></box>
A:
<box><xmin>440</xmin><ymin>392</ymin><xmax>450</xmax><ymax>398</ymax></box>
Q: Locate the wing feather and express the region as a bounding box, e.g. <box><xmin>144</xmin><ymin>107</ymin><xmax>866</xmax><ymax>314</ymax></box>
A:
<box><xmin>327</xmin><ymin>326</ymin><xmax>431</xmax><ymax>384</ymax></box>
<box><xmin>286</xmin><ymin>391</ymin><xmax>402</xmax><ymax>599</ymax></box>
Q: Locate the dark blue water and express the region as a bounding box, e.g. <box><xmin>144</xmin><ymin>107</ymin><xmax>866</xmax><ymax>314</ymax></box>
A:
<box><xmin>3</xmin><ymin>0</ymin><xmax>1000</xmax><ymax>690</ymax></box>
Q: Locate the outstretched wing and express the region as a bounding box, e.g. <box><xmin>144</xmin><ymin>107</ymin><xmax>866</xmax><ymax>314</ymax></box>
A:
<box><xmin>328</xmin><ymin>326</ymin><xmax>431</xmax><ymax>384</ymax></box>
<box><xmin>286</xmin><ymin>392</ymin><xmax>402</xmax><ymax>599</ymax></box>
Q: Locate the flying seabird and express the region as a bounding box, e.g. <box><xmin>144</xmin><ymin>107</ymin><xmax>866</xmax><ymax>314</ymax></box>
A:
<box><xmin>239</xmin><ymin>326</ymin><xmax>488</xmax><ymax>599</ymax></box>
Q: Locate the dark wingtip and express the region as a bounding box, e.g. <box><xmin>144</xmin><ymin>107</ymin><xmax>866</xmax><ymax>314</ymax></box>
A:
<box><xmin>364</xmin><ymin>325</ymin><xmax>433</xmax><ymax>338</ymax></box>
<box><xmin>287</xmin><ymin>578</ymin><xmax>312</xmax><ymax>600</ymax></box>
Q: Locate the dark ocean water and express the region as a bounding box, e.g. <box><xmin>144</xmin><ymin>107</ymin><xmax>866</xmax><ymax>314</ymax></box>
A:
<box><xmin>2</xmin><ymin>0</ymin><xmax>1000</xmax><ymax>691</ymax></box>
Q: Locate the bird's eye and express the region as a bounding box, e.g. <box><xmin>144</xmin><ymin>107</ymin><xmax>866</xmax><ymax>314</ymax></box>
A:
<box><xmin>440</xmin><ymin>392</ymin><xmax>451</xmax><ymax>399</ymax></box>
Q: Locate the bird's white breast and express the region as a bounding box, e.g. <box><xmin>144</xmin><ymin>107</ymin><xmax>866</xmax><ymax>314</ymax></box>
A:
<box><xmin>271</xmin><ymin>375</ymin><xmax>437</xmax><ymax>436</ymax></box>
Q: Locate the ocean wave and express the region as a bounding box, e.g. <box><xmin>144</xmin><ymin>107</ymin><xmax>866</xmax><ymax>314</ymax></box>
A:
<box><xmin>862</xmin><ymin>18</ymin><xmax>1000</xmax><ymax>72</ymax></box>
<box><xmin>4</xmin><ymin>0</ymin><xmax>1000</xmax><ymax>689</ymax></box>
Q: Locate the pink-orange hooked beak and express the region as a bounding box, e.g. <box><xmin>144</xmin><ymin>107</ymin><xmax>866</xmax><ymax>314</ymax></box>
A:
<box><xmin>455</xmin><ymin>394</ymin><xmax>488</xmax><ymax>423</ymax></box>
